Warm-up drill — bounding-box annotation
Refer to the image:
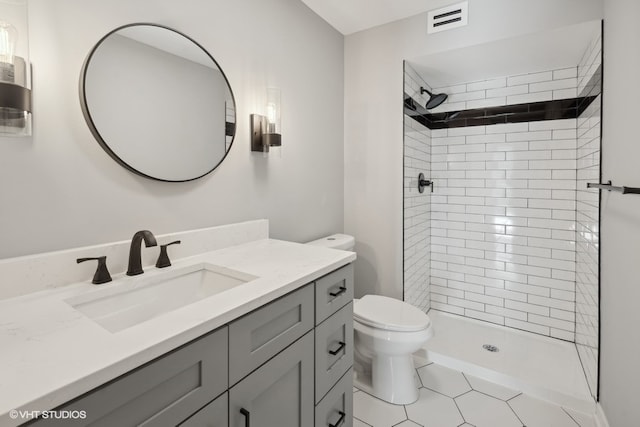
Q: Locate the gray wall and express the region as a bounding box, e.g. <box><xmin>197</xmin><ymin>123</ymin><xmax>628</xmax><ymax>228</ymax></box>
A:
<box><xmin>0</xmin><ymin>0</ymin><xmax>344</xmax><ymax>260</ymax></box>
<box><xmin>600</xmin><ymin>0</ymin><xmax>640</xmax><ymax>424</ymax></box>
<box><xmin>344</xmin><ymin>0</ymin><xmax>603</xmax><ymax>303</ymax></box>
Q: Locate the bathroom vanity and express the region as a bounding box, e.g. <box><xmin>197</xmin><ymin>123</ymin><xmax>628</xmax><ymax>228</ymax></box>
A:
<box><xmin>0</xmin><ymin>221</ymin><xmax>356</xmax><ymax>427</ymax></box>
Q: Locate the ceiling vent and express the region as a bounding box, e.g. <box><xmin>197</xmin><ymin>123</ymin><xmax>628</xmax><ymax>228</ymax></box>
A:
<box><xmin>427</xmin><ymin>1</ymin><xmax>468</xmax><ymax>34</ymax></box>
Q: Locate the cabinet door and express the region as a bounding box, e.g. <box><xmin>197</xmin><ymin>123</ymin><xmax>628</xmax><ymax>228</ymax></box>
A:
<box><xmin>229</xmin><ymin>331</ymin><xmax>314</xmax><ymax>427</ymax></box>
<box><xmin>31</xmin><ymin>327</ymin><xmax>228</xmax><ymax>427</ymax></box>
<box><xmin>179</xmin><ymin>392</ymin><xmax>227</xmax><ymax>427</ymax></box>
<box><xmin>315</xmin><ymin>369</ymin><xmax>353</xmax><ymax>427</ymax></box>
<box><xmin>315</xmin><ymin>303</ymin><xmax>354</xmax><ymax>403</ymax></box>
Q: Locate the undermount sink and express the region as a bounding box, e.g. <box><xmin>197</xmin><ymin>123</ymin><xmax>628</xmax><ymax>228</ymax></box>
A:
<box><xmin>65</xmin><ymin>263</ymin><xmax>258</xmax><ymax>333</ymax></box>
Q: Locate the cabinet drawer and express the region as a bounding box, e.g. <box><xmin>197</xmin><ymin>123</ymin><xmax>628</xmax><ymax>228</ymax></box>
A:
<box><xmin>315</xmin><ymin>369</ymin><xmax>353</xmax><ymax>427</ymax></box>
<box><xmin>179</xmin><ymin>392</ymin><xmax>227</xmax><ymax>427</ymax></box>
<box><xmin>229</xmin><ymin>331</ymin><xmax>314</xmax><ymax>427</ymax></box>
<box><xmin>315</xmin><ymin>302</ymin><xmax>354</xmax><ymax>403</ymax></box>
<box><xmin>229</xmin><ymin>283</ymin><xmax>314</xmax><ymax>385</ymax></box>
<box><xmin>315</xmin><ymin>264</ymin><xmax>354</xmax><ymax>324</ymax></box>
<box><xmin>32</xmin><ymin>327</ymin><xmax>228</xmax><ymax>427</ymax></box>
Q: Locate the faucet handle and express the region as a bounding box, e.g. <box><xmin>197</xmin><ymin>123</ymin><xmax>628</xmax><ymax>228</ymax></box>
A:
<box><xmin>156</xmin><ymin>240</ymin><xmax>181</xmax><ymax>268</ymax></box>
<box><xmin>77</xmin><ymin>256</ymin><xmax>112</xmax><ymax>285</ymax></box>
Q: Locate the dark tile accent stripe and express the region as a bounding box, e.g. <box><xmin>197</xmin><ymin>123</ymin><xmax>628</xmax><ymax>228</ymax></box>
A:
<box><xmin>404</xmin><ymin>67</ymin><xmax>601</xmax><ymax>130</ymax></box>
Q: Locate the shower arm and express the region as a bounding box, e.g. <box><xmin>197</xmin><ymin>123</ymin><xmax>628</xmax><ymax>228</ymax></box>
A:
<box><xmin>418</xmin><ymin>173</ymin><xmax>433</xmax><ymax>193</ymax></box>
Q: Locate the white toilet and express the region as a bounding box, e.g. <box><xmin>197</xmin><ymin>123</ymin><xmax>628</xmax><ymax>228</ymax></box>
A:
<box><xmin>307</xmin><ymin>234</ymin><xmax>433</xmax><ymax>405</ymax></box>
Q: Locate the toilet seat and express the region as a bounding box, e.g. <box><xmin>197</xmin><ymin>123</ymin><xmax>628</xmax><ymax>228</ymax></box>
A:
<box><xmin>354</xmin><ymin>295</ymin><xmax>431</xmax><ymax>332</ymax></box>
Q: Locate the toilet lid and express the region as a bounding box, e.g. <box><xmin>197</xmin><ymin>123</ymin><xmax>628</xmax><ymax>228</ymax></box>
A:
<box><xmin>354</xmin><ymin>295</ymin><xmax>431</xmax><ymax>332</ymax></box>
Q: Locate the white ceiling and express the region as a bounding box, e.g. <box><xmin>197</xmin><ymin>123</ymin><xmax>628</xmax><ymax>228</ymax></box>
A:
<box><xmin>301</xmin><ymin>0</ymin><xmax>452</xmax><ymax>35</ymax></box>
<box><xmin>409</xmin><ymin>20</ymin><xmax>601</xmax><ymax>87</ymax></box>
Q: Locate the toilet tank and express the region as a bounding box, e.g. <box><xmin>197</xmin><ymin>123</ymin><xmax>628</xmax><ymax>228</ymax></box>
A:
<box><xmin>306</xmin><ymin>234</ymin><xmax>355</xmax><ymax>251</ymax></box>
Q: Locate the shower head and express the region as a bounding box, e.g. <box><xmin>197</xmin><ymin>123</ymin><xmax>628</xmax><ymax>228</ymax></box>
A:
<box><xmin>420</xmin><ymin>87</ymin><xmax>448</xmax><ymax>109</ymax></box>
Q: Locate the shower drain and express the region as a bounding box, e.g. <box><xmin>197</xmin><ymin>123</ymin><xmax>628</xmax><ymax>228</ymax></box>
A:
<box><xmin>482</xmin><ymin>344</ymin><xmax>499</xmax><ymax>353</ymax></box>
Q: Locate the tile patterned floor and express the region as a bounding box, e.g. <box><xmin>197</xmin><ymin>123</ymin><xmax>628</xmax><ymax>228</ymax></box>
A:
<box><xmin>353</xmin><ymin>362</ymin><xmax>596</xmax><ymax>427</ymax></box>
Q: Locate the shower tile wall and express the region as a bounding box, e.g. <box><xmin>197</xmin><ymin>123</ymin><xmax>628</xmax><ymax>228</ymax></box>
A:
<box><xmin>430</xmin><ymin>66</ymin><xmax>579</xmax><ymax>114</ymax></box>
<box><xmin>575</xmin><ymin>32</ymin><xmax>602</xmax><ymax>399</ymax></box>
<box><xmin>429</xmin><ymin>118</ymin><xmax>577</xmax><ymax>340</ymax></box>
<box><xmin>404</xmin><ymin>63</ymin><xmax>431</xmax><ymax>311</ymax></box>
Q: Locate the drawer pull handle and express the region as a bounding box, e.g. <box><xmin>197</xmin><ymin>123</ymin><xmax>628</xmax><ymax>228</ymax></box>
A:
<box><xmin>329</xmin><ymin>341</ymin><xmax>346</xmax><ymax>355</ymax></box>
<box><xmin>329</xmin><ymin>411</ymin><xmax>346</xmax><ymax>427</ymax></box>
<box><xmin>240</xmin><ymin>408</ymin><xmax>250</xmax><ymax>427</ymax></box>
<box><xmin>329</xmin><ymin>286</ymin><xmax>347</xmax><ymax>297</ymax></box>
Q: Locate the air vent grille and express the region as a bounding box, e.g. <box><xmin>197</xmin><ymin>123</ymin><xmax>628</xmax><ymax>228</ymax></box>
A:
<box><xmin>427</xmin><ymin>1</ymin><xmax>468</xmax><ymax>34</ymax></box>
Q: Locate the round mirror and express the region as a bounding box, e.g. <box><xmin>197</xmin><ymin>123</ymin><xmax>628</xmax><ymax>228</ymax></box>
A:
<box><xmin>80</xmin><ymin>23</ymin><xmax>236</xmax><ymax>182</ymax></box>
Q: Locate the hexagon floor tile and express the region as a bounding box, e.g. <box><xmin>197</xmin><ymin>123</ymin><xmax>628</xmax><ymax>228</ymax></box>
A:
<box><xmin>417</xmin><ymin>363</ymin><xmax>472</xmax><ymax>398</ymax></box>
<box><xmin>353</xmin><ymin>390</ymin><xmax>408</xmax><ymax>427</ymax></box>
<box><xmin>456</xmin><ymin>391</ymin><xmax>523</xmax><ymax>427</ymax></box>
<box><xmin>405</xmin><ymin>387</ymin><xmax>465</xmax><ymax>427</ymax></box>
<box><xmin>353</xmin><ymin>362</ymin><xmax>596</xmax><ymax>427</ymax></box>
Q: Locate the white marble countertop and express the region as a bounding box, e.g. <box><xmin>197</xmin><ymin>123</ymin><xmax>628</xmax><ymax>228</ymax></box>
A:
<box><xmin>0</xmin><ymin>238</ymin><xmax>355</xmax><ymax>426</ymax></box>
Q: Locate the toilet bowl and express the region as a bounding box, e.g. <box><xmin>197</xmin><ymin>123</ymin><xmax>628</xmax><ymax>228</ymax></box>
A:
<box><xmin>306</xmin><ymin>234</ymin><xmax>433</xmax><ymax>405</ymax></box>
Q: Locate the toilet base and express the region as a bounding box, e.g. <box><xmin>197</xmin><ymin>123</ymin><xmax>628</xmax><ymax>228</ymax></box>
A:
<box><xmin>354</xmin><ymin>353</ymin><xmax>420</xmax><ymax>405</ymax></box>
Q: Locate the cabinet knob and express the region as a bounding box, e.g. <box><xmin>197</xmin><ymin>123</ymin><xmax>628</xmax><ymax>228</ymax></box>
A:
<box><xmin>240</xmin><ymin>407</ymin><xmax>250</xmax><ymax>427</ymax></box>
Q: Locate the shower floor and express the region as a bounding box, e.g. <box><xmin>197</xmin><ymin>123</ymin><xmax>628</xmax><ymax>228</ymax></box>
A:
<box><xmin>417</xmin><ymin>310</ymin><xmax>594</xmax><ymax>413</ymax></box>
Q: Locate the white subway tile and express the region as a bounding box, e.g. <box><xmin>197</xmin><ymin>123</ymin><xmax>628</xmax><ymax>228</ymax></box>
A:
<box><xmin>506</xmin><ymin>207</ymin><xmax>552</xmax><ymax>219</ymax></box>
<box><xmin>507</xmin><ymin>71</ymin><xmax>553</xmax><ymax>86</ymax></box>
<box><xmin>486</xmin><ymin>123</ymin><xmax>529</xmax><ymax>134</ymax></box>
<box><xmin>487</xmin><ymin>85</ymin><xmax>529</xmax><ymax>98</ymax></box>
<box><xmin>506</xmin><ymin>131</ymin><xmax>553</xmax><ymax>142</ymax></box>
<box><xmin>431</xmin><ymin>302</ymin><xmax>465</xmax><ymax>315</ymax></box>
<box><xmin>527</xmin><ymin>276</ymin><xmax>574</xmax><ymax>292</ymax></box>
<box><xmin>486</xmin><ymin>288</ymin><xmax>527</xmax><ymax>303</ymax></box>
<box><xmin>529</xmin><ymin>118</ymin><xmax>577</xmax><ymax>131</ymax></box>
<box><xmin>487</xmin><ymin>270</ymin><xmax>527</xmax><ymax>284</ymax></box>
<box><xmin>465</xmin><ymin>274</ymin><xmax>505</xmax><ymax>288</ymax></box>
<box><xmin>486</xmin><ymin>141</ymin><xmax>529</xmax><ymax>152</ymax></box>
<box><xmin>505</xmin><ymin>318</ymin><xmax>550</xmax><ymax>335</ymax></box>
<box><xmin>506</xmin><ymin>263</ymin><xmax>551</xmax><ymax>278</ymax></box>
<box><xmin>467</xmin><ymin>77</ymin><xmax>507</xmax><ymax>91</ymax></box>
<box><xmin>553</xmin><ymin>67</ymin><xmax>578</xmax><ymax>80</ymax></box>
<box><xmin>506</xmin><ymin>281</ymin><xmax>550</xmax><ymax>297</ymax></box>
<box><xmin>528</xmin><ymin>295</ymin><xmax>574</xmax><ymax>311</ymax></box>
<box><xmin>466</xmin><ymin>97</ymin><xmax>507</xmax><ymax>109</ymax></box>
<box><xmin>486</xmin><ymin>305</ymin><xmax>527</xmax><ymax>321</ymax></box>
<box><xmin>449</xmin><ymin>90</ymin><xmax>487</xmax><ymax>103</ymax></box>
<box><xmin>448</xmin><ymin>280</ymin><xmax>485</xmax><ymax>294</ymax></box>
<box><xmin>505</xmin><ymin>300</ymin><xmax>550</xmax><ymax>316</ymax></box>
<box><xmin>529</xmin><ymin>159</ymin><xmax>576</xmax><ymax>170</ymax></box>
<box><xmin>508</xmin><ymin>92</ymin><xmax>553</xmax><ymax>104</ymax></box>
<box><xmin>553</xmin><ymin>88</ymin><xmax>578</xmax><ymax>100</ymax></box>
<box><xmin>506</xmin><ymin>151</ymin><xmax>551</xmax><ymax>161</ymax></box>
<box><xmin>528</xmin><ymin>314</ymin><xmax>574</xmax><ymax>332</ymax></box>
<box><xmin>431</xmin><ymin>285</ymin><xmax>465</xmax><ymax>298</ymax></box>
<box><xmin>529</xmin><ymin>139</ymin><xmax>576</xmax><ymax>151</ymax></box>
<box><xmin>465</xmin><ymin>309</ymin><xmax>504</xmax><ymax>325</ymax></box>
<box><xmin>506</xmin><ymin>170</ymin><xmax>551</xmax><ymax>179</ymax></box>
<box><xmin>448</xmin><ymin>297</ymin><xmax>484</xmax><ymax>311</ymax></box>
<box><xmin>530</xmin><ymin>78</ymin><xmax>577</xmax><ymax>93</ymax></box>
<box><xmin>553</xmin><ymin>129</ymin><xmax>577</xmax><ymax>139</ymax></box>
<box><xmin>448</xmin><ymin>126</ymin><xmax>487</xmax><ymax>137</ymax></box>
<box><xmin>467</xmin><ymin>134</ymin><xmax>506</xmax><ymax>144</ymax></box>
<box><xmin>550</xmin><ymin>328</ymin><xmax>575</xmax><ymax>341</ymax></box>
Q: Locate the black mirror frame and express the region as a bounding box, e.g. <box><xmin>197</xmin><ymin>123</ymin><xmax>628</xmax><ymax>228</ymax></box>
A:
<box><xmin>79</xmin><ymin>22</ymin><xmax>237</xmax><ymax>183</ymax></box>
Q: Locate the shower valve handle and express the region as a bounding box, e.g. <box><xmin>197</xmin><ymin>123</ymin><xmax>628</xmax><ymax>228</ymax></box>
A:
<box><xmin>418</xmin><ymin>173</ymin><xmax>433</xmax><ymax>193</ymax></box>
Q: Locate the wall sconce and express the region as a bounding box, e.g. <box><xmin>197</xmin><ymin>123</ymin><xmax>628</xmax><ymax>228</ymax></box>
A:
<box><xmin>0</xmin><ymin>0</ymin><xmax>31</xmax><ymax>136</ymax></box>
<box><xmin>251</xmin><ymin>88</ymin><xmax>281</xmax><ymax>153</ymax></box>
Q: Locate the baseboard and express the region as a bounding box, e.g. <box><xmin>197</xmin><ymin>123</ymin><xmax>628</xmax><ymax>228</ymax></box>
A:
<box><xmin>595</xmin><ymin>403</ymin><xmax>610</xmax><ymax>427</ymax></box>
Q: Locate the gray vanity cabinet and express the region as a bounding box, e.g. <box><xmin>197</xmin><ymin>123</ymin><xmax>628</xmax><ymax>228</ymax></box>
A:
<box><xmin>228</xmin><ymin>331</ymin><xmax>314</xmax><ymax>427</ymax></box>
<box><xmin>28</xmin><ymin>263</ymin><xmax>354</xmax><ymax>427</ymax></box>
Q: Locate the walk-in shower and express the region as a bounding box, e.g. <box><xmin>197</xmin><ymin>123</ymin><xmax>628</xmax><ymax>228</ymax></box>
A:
<box><xmin>402</xmin><ymin>19</ymin><xmax>602</xmax><ymax>411</ymax></box>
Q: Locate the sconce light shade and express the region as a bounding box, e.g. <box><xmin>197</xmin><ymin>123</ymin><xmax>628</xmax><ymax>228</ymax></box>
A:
<box><xmin>0</xmin><ymin>1</ymin><xmax>31</xmax><ymax>137</ymax></box>
<box><xmin>251</xmin><ymin>87</ymin><xmax>281</xmax><ymax>152</ymax></box>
